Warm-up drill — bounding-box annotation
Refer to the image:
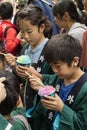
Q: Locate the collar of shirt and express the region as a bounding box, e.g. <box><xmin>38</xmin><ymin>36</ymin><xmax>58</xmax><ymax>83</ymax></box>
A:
<box><xmin>26</xmin><ymin>38</ymin><xmax>49</xmax><ymax>63</ymax></box>
<box><xmin>28</xmin><ymin>38</ymin><xmax>49</xmax><ymax>54</ymax></box>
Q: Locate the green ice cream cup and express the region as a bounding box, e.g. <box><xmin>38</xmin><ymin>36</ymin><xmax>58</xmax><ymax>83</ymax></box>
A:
<box><xmin>16</xmin><ymin>55</ymin><xmax>31</xmax><ymax>67</ymax></box>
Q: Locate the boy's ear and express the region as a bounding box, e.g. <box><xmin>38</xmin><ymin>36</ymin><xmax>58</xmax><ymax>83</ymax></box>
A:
<box><xmin>72</xmin><ymin>57</ymin><xmax>79</xmax><ymax>67</ymax></box>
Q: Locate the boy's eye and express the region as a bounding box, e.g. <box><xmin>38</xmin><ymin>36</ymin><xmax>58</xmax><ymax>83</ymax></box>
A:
<box><xmin>56</xmin><ymin>65</ymin><xmax>61</xmax><ymax>68</ymax></box>
<box><xmin>51</xmin><ymin>64</ymin><xmax>61</xmax><ymax>69</ymax></box>
<box><xmin>57</xmin><ymin>66</ymin><xmax>60</xmax><ymax>68</ymax></box>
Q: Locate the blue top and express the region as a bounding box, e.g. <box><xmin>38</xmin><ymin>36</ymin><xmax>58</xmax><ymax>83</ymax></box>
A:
<box><xmin>25</xmin><ymin>38</ymin><xmax>49</xmax><ymax>63</ymax></box>
<box><xmin>59</xmin><ymin>81</ymin><xmax>76</xmax><ymax>102</ymax></box>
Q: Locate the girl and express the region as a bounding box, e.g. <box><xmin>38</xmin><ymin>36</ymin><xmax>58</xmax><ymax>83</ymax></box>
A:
<box><xmin>5</xmin><ymin>4</ymin><xmax>54</xmax><ymax>112</ymax></box>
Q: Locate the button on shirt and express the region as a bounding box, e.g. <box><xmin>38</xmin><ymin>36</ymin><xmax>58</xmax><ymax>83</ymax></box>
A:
<box><xmin>25</xmin><ymin>38</ymin><xmax>49</xmax><ymax>64</ymax></box>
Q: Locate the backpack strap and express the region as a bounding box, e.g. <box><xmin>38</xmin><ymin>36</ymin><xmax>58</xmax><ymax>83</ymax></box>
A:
<box><xmin>4</xmin><ymin>26</ymin><xmax>12</xmax><ymax>38</ymax></box>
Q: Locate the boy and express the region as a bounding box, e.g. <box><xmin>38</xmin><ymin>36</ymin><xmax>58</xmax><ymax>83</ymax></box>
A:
<box><xmin>28</xmin><ymin>34</ymin><xmax>87</xmax><ymax>130</ymax></box>
<box><xmin>0</xmin><ymin>2</ymin><xmax>21</xmax><ymax>55</ymax></box>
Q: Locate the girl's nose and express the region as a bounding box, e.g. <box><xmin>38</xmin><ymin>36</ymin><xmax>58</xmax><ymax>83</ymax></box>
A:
<box><xmin>23</xmin><ymin>33</ymin><xmax>30</xmax><ymax>41</ymax></box>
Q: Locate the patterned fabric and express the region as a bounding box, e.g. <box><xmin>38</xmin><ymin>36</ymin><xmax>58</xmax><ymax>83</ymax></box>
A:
<box><xmin>46</xmin><ymin>73</ymin><xmax>87</xmax><ymax>130</ymax></box>
<box><xmin>29</xmin><ymin>73</ymin><xmax>87</xmax><ymax>130</ymax></box>
<box><xmin>13</xmin><ymin>114</ymin><xmax>31</xmax><ymax>130</ymax></box>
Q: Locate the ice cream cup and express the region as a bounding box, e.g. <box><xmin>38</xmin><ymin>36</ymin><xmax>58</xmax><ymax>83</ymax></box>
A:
<box><xmin>38</xmin><ymin>85</ymin><xmax>55</xmax><ymax>98</ymax></box>
<box><xmin>16</xmin><ymin>55</ymin><xmax>31</xmax><ymax>67</ymax></box>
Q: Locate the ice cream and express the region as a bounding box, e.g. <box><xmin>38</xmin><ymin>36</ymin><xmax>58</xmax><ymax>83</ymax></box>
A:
<box><xmin>38</xmin><ymin>85</ymin><xmax>55</xmax><ymax>98</ymax></box>
<box><xmin>16</xmin><ymin>55</ymin><xmax>31</xmax><ymax>67</ymax></box>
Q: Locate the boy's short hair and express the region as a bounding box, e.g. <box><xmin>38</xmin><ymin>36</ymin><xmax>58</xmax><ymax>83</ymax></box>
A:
<box><xmin>44</xmin><ymin>34</ymin><xmax>82</xmax><ymax>66</ymax></box>
<box><xmin>0</xmin><ymin>70</ymin><xmax>20</xmax><ymax>116</ymax></box>
<box><xmin>0</xmin><ymin>2</ymin><xmax>13</xmax><ymax>20</ymax></box>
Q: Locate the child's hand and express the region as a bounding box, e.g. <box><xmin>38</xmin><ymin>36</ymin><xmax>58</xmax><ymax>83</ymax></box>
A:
<box><xmin>0</xmin><ymin>77</ymin><xmax>6</xmax><ymax>103</ymax></box>
<box><xmin>41</xmin><ymin>93</ymin><xmax>64</xmax><ymax>113</ymax></box>
<box><xmin>16</xmin><ymin>65</ymin><xmax>35</xmax><ymax>78</ymax></box>
<box><xmin>16</xmin><ymin>65</ymin><xmax>28</xmax><ymax>78</ymax></box>
<box><xmin>16</xmin><ymin>65</ymin><xmax>42</xmax><ymax>80</ymax></box>
<box><xmin>5</xmin><ymin>53</ymin><xmax>16</xmax><ymax>67</ymax></box>
<box><xmin>29</xmin><ymin>74</ymin><xmax>43</xmax><ymax>91</ymax></box>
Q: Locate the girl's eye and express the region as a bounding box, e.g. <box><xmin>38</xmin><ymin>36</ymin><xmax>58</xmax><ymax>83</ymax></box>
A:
<box><xmin>27</xmin><ymin>31</ymin><xmax>32</xmax><ymax>34</ymax></box>
<box><xmin>21</xmin><ymin>31</ymin><xmax>24</xmax><ymax>34</ymax></box>
<box><xmin>20</xmin><ymin>30</ymin><xmax>32</xmax><ymax>34</ymax></box>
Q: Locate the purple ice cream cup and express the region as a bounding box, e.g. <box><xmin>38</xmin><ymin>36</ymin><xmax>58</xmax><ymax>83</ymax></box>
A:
<box><xmin>38</xmin><ymin>85</ymin><xmax>55</xmax><ymax>98</ymax></box>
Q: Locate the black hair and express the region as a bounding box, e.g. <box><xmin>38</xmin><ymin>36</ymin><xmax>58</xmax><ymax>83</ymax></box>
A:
<box><xmin>75</xmin><ymin>0</ymin><xmax>84</xmax><ymax>11</ymax></box>
<box><xmin>18</xmin><ymin>4</ymin><xmax>53</xmax><ymax>39</ymax></box>
<box><xmin>0</xmin><ymin>40</ymin><xmax>5</xmax><ymax>53</ymax></box>
<box><xmin>0</xmin><ymin>54</ymin><xmax>5</xmax><ymax>62</ymax></box>
<box><xmin>44</xmin><ymin>34</ymin><xmax>82</xmax><ymax>66</ymax></box>
<box><xmin>27</xmin><ymin>0</ymin><xmax>34</xmax><ymax>4</ymax></box>
<box><xmin>0</xmin><ymin>70</ymin><xmax>20</xmax><ymax>116</ymax></box>
<box><xmin>13</xmin><ymin>11</ymin><xmax>20</xmax><ymax>26</ymax></box>
<box><xmin>0</xmin><ymin>2</ymin><xmax>13</xmax><ymax>20</ymax></box>
<box><xmin>52</xmin><ymin>0</ymin><xmax>79</xmax><ymax>22</ymax></box>
<box><xmin>74</xmin><ymin>0</ymin><xmax>87</xmax><ymax>25</ymax></box>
